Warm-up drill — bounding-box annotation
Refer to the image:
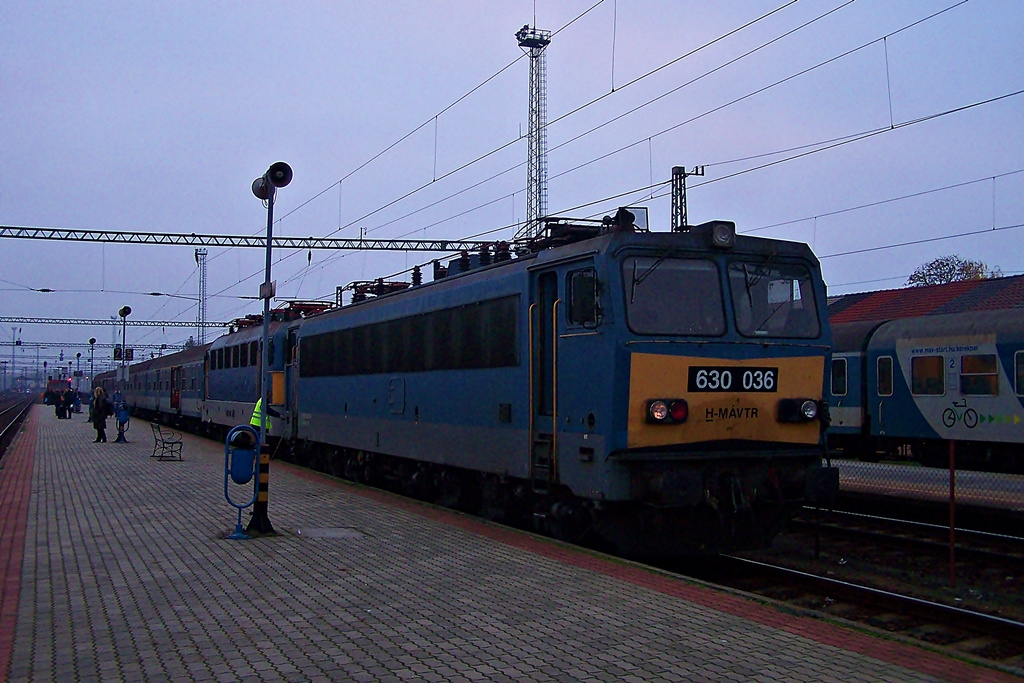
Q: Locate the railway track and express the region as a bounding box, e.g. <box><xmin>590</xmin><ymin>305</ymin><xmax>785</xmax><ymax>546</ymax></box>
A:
<box><xmin>678</xmin><ymin>554</ymin><xmax>1024</xmax><ymax>675</ymax></box>
<box><xmin>791</xmin><ymin>508</ymin><xmax>1024</xmax><ymax>563</ymax></box>
<box><xmin>0</xmin><ymin>395</ymin><xmax>35</xmax><ymax>462</ymax></box>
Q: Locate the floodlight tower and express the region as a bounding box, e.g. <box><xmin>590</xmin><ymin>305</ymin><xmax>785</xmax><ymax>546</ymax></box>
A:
<box><xmin>515</xmin><ymin>25</ymin><xmax>551</xmax><ymax>240</ymax></box>
<box><xmin>195</xmin><ymin>248</ymin><xmax>208</xmax><ymax>344</ymax></box>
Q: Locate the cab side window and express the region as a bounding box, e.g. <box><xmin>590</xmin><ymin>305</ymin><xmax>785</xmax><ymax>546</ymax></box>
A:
<box><xmin>567</xmin><ymin>268</ymin><xmax>599</xmax><ymax>326</ymax></box>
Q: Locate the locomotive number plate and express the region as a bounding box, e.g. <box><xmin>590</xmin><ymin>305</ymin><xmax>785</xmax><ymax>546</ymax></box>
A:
<box><xmin>687</xmin><ymin>366</ymin><xmax>778</xmax><ymax>392</ymax></box>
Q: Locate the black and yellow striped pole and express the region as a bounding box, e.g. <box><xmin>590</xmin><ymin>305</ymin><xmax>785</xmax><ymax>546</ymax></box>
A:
<box><xmin>245</xmin><ymin>162</ymin><xmax>292</xmax><ymax>536</ymax></box>
<box><xmin>246</xmin><ymin>438</ymin><xmax>274</xmax><ymax>535</ymax></box>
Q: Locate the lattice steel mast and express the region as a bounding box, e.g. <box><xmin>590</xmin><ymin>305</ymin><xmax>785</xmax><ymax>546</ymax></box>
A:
<box><xmin>194</xmin><ymin>248</ymin><xmax>208</xmax><ymax>344</ymax></box>
<box><xmin>515</xmin><ymin>25</ymin><xmax>551</xmax><ymax>240</ymax></box>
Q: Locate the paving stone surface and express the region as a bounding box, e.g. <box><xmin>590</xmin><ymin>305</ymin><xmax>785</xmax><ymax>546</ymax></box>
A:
<box><xmin>1</xmin><ymin>406</ymin><xmax>1016</xmax><ymax>682</ymax></box>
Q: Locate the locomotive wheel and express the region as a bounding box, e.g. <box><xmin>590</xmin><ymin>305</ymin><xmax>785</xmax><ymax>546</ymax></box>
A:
<box><xmin>548</xmin><ymin>499</ymin><xmax>594</xmax><ymax>545</ymax></box>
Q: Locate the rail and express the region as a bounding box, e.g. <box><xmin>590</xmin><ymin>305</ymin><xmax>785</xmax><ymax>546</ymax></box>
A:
<box><xmin>0</xmin><ymin>396</ymin><xmax>35</xmax><ymax>462</ymax></box>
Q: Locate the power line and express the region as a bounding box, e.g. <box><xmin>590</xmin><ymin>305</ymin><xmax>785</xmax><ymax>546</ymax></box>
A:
<box><xmin>744</xmin><ymin>168</ymin><xmax>1024</xmax><ymax>233</ymax></box>
<box><xmin>818</xmin><ymin>222</ymin><xmax>1024</xmax><ymax>261</ymax></box>
<box><xmin>274</xmin><ymin>0</ymin><xmax>609</xmax><ymax>229</ymax></box>
<box><xmin>0</xmin><ymin>316</ymin><xmax>227</xmax><ymax>328</ymax></box>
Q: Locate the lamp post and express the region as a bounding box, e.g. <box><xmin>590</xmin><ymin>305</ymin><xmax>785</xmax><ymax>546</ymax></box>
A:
<box><xmin>114</xmin><ymin>306</ymin><xmax>131</xmax><ymax>443</ymax></box>
<box><xmin>10</xmin><ymin>327</ymin><xmax>19</xmax><ymax>390</ymax></box>
<box><xmin>87</xmin><ymin>338</ymin><xmax>96</xmax><ymax>422</ymax></box>
<box><xmin>247</xmin><ymin>161</ymin><xmax>292</xmax><ymax>536</ymax></box>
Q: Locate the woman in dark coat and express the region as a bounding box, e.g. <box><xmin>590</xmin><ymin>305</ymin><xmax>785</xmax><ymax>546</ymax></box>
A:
<box><xmin>91</xmin><ymin>387</ymin><xmax>110</xmax><ymax>442</ymax></box>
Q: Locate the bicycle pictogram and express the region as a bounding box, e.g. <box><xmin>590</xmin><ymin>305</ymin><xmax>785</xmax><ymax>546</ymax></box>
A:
<box><xmin>942</xmin><ymin>399</ymin><xmax>977</xmax><ymax>429</ymax></box>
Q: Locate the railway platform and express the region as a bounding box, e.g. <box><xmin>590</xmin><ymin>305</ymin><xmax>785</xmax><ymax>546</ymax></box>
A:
<box><xmin>0</xmin><ymin>405</ymin><xmax>1017</xmax><ymax>682</ymax></box>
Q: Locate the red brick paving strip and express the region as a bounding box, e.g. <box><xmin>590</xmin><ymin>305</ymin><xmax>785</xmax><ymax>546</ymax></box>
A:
<box><xmin>285</xmin><ymin>462</ymin><xmax>1019</xmax><ymax>683</ymax></box>
<box><xmin>0</xmin><ymin>411</ymin><xmax>37</xmax><ymax>683</ymax></box>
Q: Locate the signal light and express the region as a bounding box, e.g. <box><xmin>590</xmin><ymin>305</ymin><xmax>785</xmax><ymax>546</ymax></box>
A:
<box><xmin>646</xmin><ymin>398</ymin><xmax>688</xmax><ymax>424</ymax></box>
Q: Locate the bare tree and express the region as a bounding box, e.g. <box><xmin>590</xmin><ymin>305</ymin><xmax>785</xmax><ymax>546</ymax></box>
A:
<box><xmin>906</xmin><ymin>255</ymin><xmax>1002</xmax><ymax>287</ymax></box>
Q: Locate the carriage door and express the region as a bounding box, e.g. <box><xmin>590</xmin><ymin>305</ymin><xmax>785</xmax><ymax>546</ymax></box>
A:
<box><xmin>285</xmin><ymin>328</ymin><xmax>299</xmax><ymax>439</ymax></box>
<box><xmin>530</xmin><ymin>270</ymin><xmax>560</xmax><ymax>493</ymax></box>
<box><xmin>170</xmin><ymin>366</ymin><xmax>181</xmax><ymax>411</ymax></box>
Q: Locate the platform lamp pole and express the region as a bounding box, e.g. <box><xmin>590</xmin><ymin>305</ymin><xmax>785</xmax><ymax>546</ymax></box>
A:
<box><xmin>114</xmin><ymin>306</ymin><xmax>131</xmax><ymax>443</ymax></box>
<box><xmin>87</xmin><ymin>339</ymin><xmax>96</xmax><ymax>421</ymax></box>
<box><xmin>10</xmin><ymin>327</ymin><xmax>19</xmax><ymax>391</ymax></box>
<box><xmin>247</xmin><ymin>161</ymin><xmax>292</xmax><ymax>536</ymax></box>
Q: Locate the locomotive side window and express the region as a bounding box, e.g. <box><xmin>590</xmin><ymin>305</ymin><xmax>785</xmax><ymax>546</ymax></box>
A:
<box><xmin>251</xmin><ymin>341</ymin><xmax>259</xmax><ymax>366</ymax></box>
<box><xmin>831</xmin><ymin>358</ymin><xmax>847</xmax><ymax>396</ymax></box>
<box><xmin>240</xmin><ymin>342</ymin><xmax>249</xmax><ymax>367</ymax></box>
<box><xmin>728</xmin><ymin>261</ymin><xmax>820</xmax><ymax>338</ymax></box>
<box><xmin>911</xmin><ymin>355</ymin><xmax>944</xmax><ymax>395</ymax></box>
<box><xmin>877</xmin><ymin>356</ymin><xmax>894</xmax><ymax>396</ymax></box>
<box><xmin>623</xmin><ymin>257</ymin><xmax>724</xmax><ymax>335</ymax></box>
<box><xmin>960</xmin><ymin>354</ymin><xmax>998</xmax><ymax>395</ymax></box>
<box><xmin>301</xmin><ymin>295</ymin><xmax>519</xmax><ymax>377</ymax></box>
<box><xmin>232</xmin><ymin>345</ymin><xmax>240</xmax><ymax>368</ymax></box>
<box><xmin>567</xmin><ymin>268</ymin><xmax>599</xmax><ymax>326</ymax></box>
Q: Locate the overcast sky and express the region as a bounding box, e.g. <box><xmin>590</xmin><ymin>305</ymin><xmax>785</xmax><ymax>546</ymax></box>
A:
<box><xmin>2</xmin><ymin>0</ymin><xmax>1022</xmax><ymax>381</ymax></box>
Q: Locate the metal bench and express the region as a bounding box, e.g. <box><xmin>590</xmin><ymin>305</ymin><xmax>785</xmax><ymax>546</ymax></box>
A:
<box><xmin>150</xmin><ymin>422</ymin><xmax>183</xmax><ymax>461</ymax></box>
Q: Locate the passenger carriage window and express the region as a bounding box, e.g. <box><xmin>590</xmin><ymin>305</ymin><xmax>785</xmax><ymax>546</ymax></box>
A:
<box><xmin>831</xmin><ymin>358</ymin><xmax>847</xmax><ymax>396</ymax></box>
<box><xmin>1016</xmin><ymin>351</ymin><xmax>1024</xmax><ymax>396</ymax></box>
<box><xmin>877</xmin><ymin>356</ymin><xmax>894</xmax><ymax>397</ymax></box>
<box><xmin>622</xmin><ymin>257</ymin><xmax>724</xmax><ymax>335</ymax></box>
<box><xmin>567</xmin><ymin>268</ymin><xmax>599</xmax><ymax>326</ymax></box>
<box><xmin>911</xmin><ymin>355</ymin><xmax>944</xmax><ymax>395</ymax></box>
<box><xmin>728</xmin><ymin>261</ymin><xmax>820</xmax><ymax>338</ymax></box>
<box><xmin>961</xmin><ymin>354</ymin><xmax>998</xmax><ymax>396</ymax></box>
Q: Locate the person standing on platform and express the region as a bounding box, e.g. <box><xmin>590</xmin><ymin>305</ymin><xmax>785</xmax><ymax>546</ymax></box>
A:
<box><xmin>91</xmin><ymin>387</ymin><xmax>111</xmax><ymax>442</ymax></box>
<box><xmin>250</xmin><ymin>395</ymin><xmax>282</xmax><ymax>434</ymax></box>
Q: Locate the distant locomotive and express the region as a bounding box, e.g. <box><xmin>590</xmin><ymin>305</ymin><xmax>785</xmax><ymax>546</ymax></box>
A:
<box><xmin>98</xmin><ymin>210</ymin><xmax>838</xmax><ymax>556</ymax></box>
<box><xmin>829</xmin><ymin>310</ymin><xmax>1024</xmax><ymax>472</ymax></box>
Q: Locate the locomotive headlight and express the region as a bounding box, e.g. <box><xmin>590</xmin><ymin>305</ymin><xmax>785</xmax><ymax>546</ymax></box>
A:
<box><xmin>777</xmin><ymin>398</ymin><xmax>819</xmax><ymax>423</ymax></box>
<box><xmin>710</xmin><ymin>221</ymin><xmax>736</xmax><ymax>249</ymax></box>
<box><xmin>646</xmin><ymin>399</ymin><xmax>688</xmax><ymax>424</ymax></box>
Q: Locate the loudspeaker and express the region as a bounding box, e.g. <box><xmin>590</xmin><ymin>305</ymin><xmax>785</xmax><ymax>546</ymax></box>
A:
<box><xmin>266</xmin><ymin>161</ymin><xmax>292</xmax><ymax>188</ymax></box>
<box><xmin>252</xmin><ymin>177</ymin><xmax>270</xmax><ymax>200</ymax></box>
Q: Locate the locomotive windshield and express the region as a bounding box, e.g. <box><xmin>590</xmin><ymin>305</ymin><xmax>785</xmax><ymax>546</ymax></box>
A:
<box><xmin>623</xmin><ymin>257</ymin><xmax>725</xmax><ymax>335</ymax></box>
<box><xmin>622</xmin><ymin>256</ymin><xmax>821</xmax><ymax>338</ymax></box>
<box><xmin>728</xmin><ymin>261</ymin><xmax>820</xmax><ymax>338</ymax></box>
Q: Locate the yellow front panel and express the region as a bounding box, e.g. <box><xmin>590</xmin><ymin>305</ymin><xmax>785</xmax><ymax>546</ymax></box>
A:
<box><xmin>627</xmin><ymin>353</ymin><xmax>823</xmax><ymax>448</ymax></box>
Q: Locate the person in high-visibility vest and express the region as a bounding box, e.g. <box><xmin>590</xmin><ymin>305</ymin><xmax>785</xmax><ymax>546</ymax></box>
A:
<box><xmin>250</xmin><ymin>396</ymin><xmax>281</xmax><ymax>434</ymax></box>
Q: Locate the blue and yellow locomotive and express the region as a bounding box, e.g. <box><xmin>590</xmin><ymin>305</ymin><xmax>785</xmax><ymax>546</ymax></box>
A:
<box><xmin>290</xmin><ymin>213</ymin><xmax>837</xmax><ymax>555</ymax></box>
<box><xmin>99</xmin><ymin>210</ymin><xmax>837</xmax><ymax>556</ymax></box>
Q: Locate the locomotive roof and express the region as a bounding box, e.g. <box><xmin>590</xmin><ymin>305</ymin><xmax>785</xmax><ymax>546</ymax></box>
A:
<box><xmin>828</xmin><ymin>273</ymin><xmax>1024</xmax><ymax>325</ymax></box>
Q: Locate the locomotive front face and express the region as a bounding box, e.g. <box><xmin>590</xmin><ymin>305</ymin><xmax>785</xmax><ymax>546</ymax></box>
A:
<box><xmin>620</xmin><ymin>253</ymin><xmax>828</xmax><ymax>451</ymax></box>
<box><xmin>628</xmin><ymin>354</ymin><xmax>824</xmax><ymax>448</ymax></box>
